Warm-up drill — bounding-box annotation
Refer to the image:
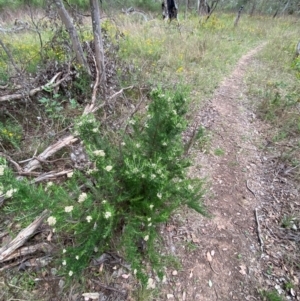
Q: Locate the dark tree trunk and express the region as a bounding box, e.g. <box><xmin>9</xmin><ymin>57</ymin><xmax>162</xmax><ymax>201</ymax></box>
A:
<box><xmin>234</xmin><ymin>6</ymin><xmax>244</xmax><ymax>27</ymax></box>
<box><xmin>205</xmin><ymin>0</ymin><xmax>219</xmax><ymax>21</ymax></box>
<box><xmin>162</xmin><ymin>0</ymin><xmax>178</xmax><ymax>21</ymax></box>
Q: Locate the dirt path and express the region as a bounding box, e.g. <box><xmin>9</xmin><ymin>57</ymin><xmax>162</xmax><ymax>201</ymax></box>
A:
<box><xmin>161</xmin><ymin>44</ymin><xmax>268</xmax><ymax>301</ymax></box>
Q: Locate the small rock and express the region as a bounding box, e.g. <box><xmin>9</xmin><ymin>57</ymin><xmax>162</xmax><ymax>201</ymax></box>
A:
<box><xmin>167</xmin><ymin>294</ymin><xmax>174</xmax><ymax>299</ymax></box>
<box><xmin>172</xmin><ymin>270</ymin><xmax>178</xmax><ymax>276</ymax></box>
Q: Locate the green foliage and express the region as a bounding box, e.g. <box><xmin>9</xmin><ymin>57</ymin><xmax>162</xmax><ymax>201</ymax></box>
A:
<box><xmin>2</xmin><ymin>87</ymin><xmax>205</xmax><ymax>283</ymax></box>
<box><xmin>260</xmin><ymin>290</ymin><xmax>284</xmax><ymax>301</ymax></box>
<box><xmin>214</xmin><ymin>148</ymin><xmax>225</xmax><ymax>156</ymax></box>
<box><xmin>0</xmin><ymin>120</ymin><xmax>22</xmax><ymax>150</ymax></box>
<box><xmin>280</xmin><ymin>215</ymin><xmax>295</xmax><ymax>229</ymax></box>
<box><xmin>257</xmin><ymin>80</ymin><xmax>300</xmax><ymax>139</ymax></box>
<box><xmin>38</xmin><ymin>95</ymin><xmax>64</xmax><ymax>119</ymax></box>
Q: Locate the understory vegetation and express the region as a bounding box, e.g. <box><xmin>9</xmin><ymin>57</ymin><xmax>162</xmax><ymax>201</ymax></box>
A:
<box><xmin>0</xmin><ymin>4</ymin><xmax>299</xmax><ymax>300</ymax></box>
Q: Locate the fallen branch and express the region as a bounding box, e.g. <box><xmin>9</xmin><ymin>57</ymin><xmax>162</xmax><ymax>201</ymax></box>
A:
<box><xmin>254</xmin><ymin>208</ymin><xmax>264</xmax><ymax>252</ymax></box>
<box><xmin>0</xmin><ymin>152</ymin><xmax>23</xmax><ymax>172</ymax></box>
<box><xmin>0</xmin><ymin>242</ymin><xmax>52</xmax><ymax>263</ymax></box>
<box><xmin>31</xmin><ymin>169</ymin><xmax>73</xmax><ymax>183</ymax></box>
<box><xmin>23</xmin><ymin>135</ymin><xmax>78</xmax><ymax>172</ymax></box>
<box><xmin>0</xmin><ymin>71</ymin><xmax>69</xmax><ymax>102</ymax></box>
<box><xmin>0</xmin><ymin>210</ymin><xmax>48</xmax><ymax>262</ymax></box>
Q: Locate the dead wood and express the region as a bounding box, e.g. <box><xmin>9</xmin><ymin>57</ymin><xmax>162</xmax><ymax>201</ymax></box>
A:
<box><xmin>23</xmin><ymin>135</ymin><xmax>78</xmax><ymax>172</ymax></box>
<box><xmin>0</xmin><ymin>242</ymin><xmax>52</xmax><ymax>263</ymax></box>
<box><xmin>0</xmin><ymin>71</ymin><xmax>69</xmax><ymax>102</ymax></box>
<box><xmin>0</xmin><ymin>210</ymin><xmax>48</xmax><ymax>263</ymax></box>
<box><xmin>0</xmin><ymin>152</ymin><xmax>23</xmax><ymax>172</ymax></box>
<box><xmin>31</xmin><ymin>169</ymin><xmax>73</xmax><ymax>183</ymax></box>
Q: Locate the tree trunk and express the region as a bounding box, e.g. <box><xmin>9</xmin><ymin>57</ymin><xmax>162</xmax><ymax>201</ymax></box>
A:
<box><xmin>234</xmin><ymin>6</ymin><xmax>244</xmax><ymax>27</ymax></box>
<box><xmin>53</xmin><ymin>0</ymin><xmax>91</xmax><ymax>75</ymax></box>
<box><xmin>281</xmin><ymin>0</ymin><xmax>290</xmax><ymax>15</ymax></box>
<box><xmin>90</xmin><ymin>0</ymin><xmax>106</xmax><ymax>95</ymax></box>
<box><xmin>162</xmin><ymin>0</ymin><xmax>178</xmax><ymax>21</ymax></box>
<box><xmin>197</xmin><ymin>0</ymin><xmax>210</xmax><ymax>15</ymax></box>
<box><xmin>205</xmin><ymin>0</ymin><xmax>219</xmax><ymax>21</ymax></box>
<box><xmin>250</xmin><ymin>0</ymin><xmax>256</xmax><ymax>17</ymax></box>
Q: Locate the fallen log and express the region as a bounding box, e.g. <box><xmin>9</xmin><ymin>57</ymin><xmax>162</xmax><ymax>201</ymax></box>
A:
<box><xmin>0</xmin><ymin>210</ymin><xmax>48</xmax><ymax>263</ymax></box>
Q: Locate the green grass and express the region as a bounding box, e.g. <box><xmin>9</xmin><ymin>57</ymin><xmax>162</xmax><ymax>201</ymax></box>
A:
<box><xmin>261</xmin><ymin>290</ymin><xmax>284</xmax><ymax>301</ymax></box>
<box><xmin>245</xmin><ymin>15</ymin><xmax>299</xmax><ymax>180</ymax></box>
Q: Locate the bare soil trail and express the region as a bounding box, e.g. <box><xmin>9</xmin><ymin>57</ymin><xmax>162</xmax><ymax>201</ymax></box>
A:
<box><xmin>160</xmin><ymin>44</ymin><xmax>269</xmax><ymax>301</ymax></box>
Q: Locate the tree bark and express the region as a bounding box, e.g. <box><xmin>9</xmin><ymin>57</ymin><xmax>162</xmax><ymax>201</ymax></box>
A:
<box><xmin>197</xmin><ymin>0</ymin><xmax>210</xmax><ymax>15</ymax></box>
<box><xmin>234</xmin><ymin>6</ymin><xmax>244</xmax><ymax>27</ymax></box>
<box><xmin>89</xmin><ymin>0</ymin><xmax>106</xmax><ymax>95</ymax></box>
<box><xmin>53</xmin><ymin>0</ymin><xmax>91</xmax><ymax>75</ymax></box>
<box><xmin>281</xmin><ymin>0</ymin><xmax>290</xmax><ymax>15</ymax></box>
<box><xmin>205</xmin><ymin>0</ymin><xmax>219</xmax><ymax>21</ymax></box>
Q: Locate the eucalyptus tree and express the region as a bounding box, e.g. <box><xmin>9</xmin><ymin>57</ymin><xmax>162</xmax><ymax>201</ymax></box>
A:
<box><xmin>52</xmin><ymin>0</ymin><xmax>106</xmax><ymax>95</ymax></box>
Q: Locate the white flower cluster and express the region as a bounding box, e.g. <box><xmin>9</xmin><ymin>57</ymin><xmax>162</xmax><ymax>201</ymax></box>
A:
<box><xmin>78</xmin><ymin>192</ymin><xmax>87</xmax><ymax>203</ymax></box>
<box><xmin>47</xmin><ymin>216</ymin><xmax>57</xmax><ymax>226</ymax></box>
<box><xmin>104</xmin><ymin>211</ymin><xmax>112</xmax><ymax>219</ymax></box>
<box><xmin>0</xmin><ymin>165</ymin><xmax>5</xmax><ymax>176</ymax></box>
<box><xmin>105</xmin><ymin>166</ymin><xmax>113</xmax><ymax>172</ymax></box>
<box><xmin>5</xmin><ymin>188</ymin><xmax>17</xmax><ymax>198</ymax></box>
<box><xmin>65</xmin><ymin>206</ymin><xmax>74</xmax><ymax>213</ymax></box>
<box><xmin>45</xmin><ymin>181</ymin><xmax>53</xmax><ymax>191</ymax></box>
<box><xmin>93</xmin><ymin>150</ymin><xmax>105</xmax><ymax>157</ymax></box>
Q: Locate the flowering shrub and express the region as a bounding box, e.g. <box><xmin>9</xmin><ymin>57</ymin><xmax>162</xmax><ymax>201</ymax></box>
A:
<box><xmin>1</xmin><ymin>87</ymin><xmax>206</xmax><ymax>283</ymax></box>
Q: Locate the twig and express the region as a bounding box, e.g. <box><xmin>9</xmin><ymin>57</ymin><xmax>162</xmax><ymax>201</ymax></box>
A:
<box><xmin>0</xmin><ymin>152</ymin><xmax>23</xmax><ymax>172</ymax></box>
<box><xmin>208</xmin><ymin>261</ymin><xmax>220</xmax><ymax>275</ymax></box>
<box><xmin>91</xmin><ymin>279</ymin><xmax>126</xmax><ymax>294</ymax></box>
<box><xmin>31</xmin><ymin>169</ymin><xmax>73</xmax><ymax>183</ymax></box>
<box><xmin>246</xmin><ymin>180</ymin><xmax>256</xmax><ymax>198</ymax></box>
<box><xmin>254</xmin><ymin>208</ymin><xmax>264</xmax><ymax>252</ymax></box>
<box><xmin>83</xmin><ymin>49</ymin><xmax>100</xmax><ymax>115</ymax></box>
<box><xmin>92</xmin><ymin>85</ymin><xmax>134</xmax><ymax>113</ymax></box>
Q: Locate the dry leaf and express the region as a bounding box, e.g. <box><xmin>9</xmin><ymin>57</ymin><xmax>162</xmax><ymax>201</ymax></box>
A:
<box><xmin>211</xmin><ymin>250</ymin><xmax>215</xmax><ymax>256</ymax></box>
<box><xmin>121</xmin><ymin>274</ymin><xmax>130</xmax><ymax>279</ymax></box>
<box><xmin>47</xmin><ymin>231</ymin><xmax>53</xmax><ymax>242</ymax></box>
<box><xmin>172</xmin><ymin>270</ymin><xmax>178</xmax><ymax>276</ymax></box>
<box><xmin>239</xmin><ymin>265</ymin><xmax>247</xmax><ymax>275</ymax></box>
<box><xmin>82</xmin><ymin>292</ymin><xmax>100</xmax><ymax>300</ymax></box>
<box><xmin>191</xmin><ymin>233</ymin><xmax>200</xmax><ymax>243</ymax></box>
<box><xmin>167</xmin><ymin>294</ymin><xmax>174</xmax><ymax>299</ymax></box>
<box><xmin>207</xmin><ymin>252</ymin><xmax>212</xmax><ymax>262</ymax></box>
<box><xmin>147</xmin><ymin>278</ymin><xmax>155</xmax><ymax>289</ymax></box>
<box><xmin>208</xmin><ymin>279</ymin><xmax>213</xmax><ymax>287</ymax></box>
